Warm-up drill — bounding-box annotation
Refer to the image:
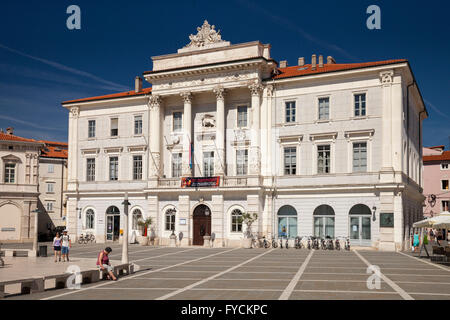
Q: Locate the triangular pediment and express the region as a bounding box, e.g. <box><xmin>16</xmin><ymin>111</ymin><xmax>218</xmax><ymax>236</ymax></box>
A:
<box><xmin>1</xmin><ymin>154</ymin><xmax>22</xmax><ymax>163</ymax></box>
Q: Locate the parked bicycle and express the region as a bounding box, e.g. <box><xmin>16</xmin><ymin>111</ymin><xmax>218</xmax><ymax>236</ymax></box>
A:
<box><xmin>344</xmin><ymin>237</ymin><xmax>351</xmax><ymax>251</ymax></box>
<box><xmin>285</xmin><ymin>237</ymin><xmax>289</xmax><ymax>249</ymax></box>
<box><xmin>294</xmin><ymin>236</ymin><xmax>302</xmax><ymax>249</ymax></box>
<box><xmin>262</xmin><ymin>236</ymin><xmax>271</xmax><ymax>249</ymax></box>
<box><xmin>326</xmin><ymin>236</ymin><xmax>334</xmax><ymax>250</ymax></box>
<box><xmin>335</xmin><ymin>237</ymin><xmax>341</xmax><ymax>250</ymax></box>
<box><xmin>78</xmin><ymin>233</ymin><xmax>95</xmax><ymax>244</ymax></box>
<box><xmin>271</xmin><ymin>237</ymin><xmax>278</xmax><ymax>248</ymax></box>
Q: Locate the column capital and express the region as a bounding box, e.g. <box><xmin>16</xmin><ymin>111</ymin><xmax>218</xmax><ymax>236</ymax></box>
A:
<box><xmin>148</xmin><ymin>94</ymin><xmax>162</xmax><ymax>109</ymax></box>
<box><xmin>266</xmin><ymin>84</ymin><xmax>274</xmax><ymax>97</ymax></box>
<box><xmin>379</xmin><ymin>70</ymin><xmax>394</xmax><ymax>85</ymax></box>
<box><xmin>70</xmin><ymin>107</ymin><xmax>79</xmax><ymax>118</ymax></box>
<box><xmin>180</xmin><ymin>91</ymin><xmax>192</xmax><ymax>104</ymax></box>
<box><xmin>248</xmin><ymin>81</ymin><xmax>263</xmax><ymax>96</ymax></box>
<box><xmin>213</xmin><ymin>86</ymin><xmax>226</xmax><ymax>101</ymax></box>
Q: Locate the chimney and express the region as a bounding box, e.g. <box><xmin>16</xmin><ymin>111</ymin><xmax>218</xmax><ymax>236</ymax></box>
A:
<box><xmin>298</xmin><ymin>57</ymin><xmax>305</xmax><ymax>66</ymax></box>
<box><xmin>327</xmin><ymin>56</ymin><xmax>336</xmax><ymax>64</ymax></box>
<box><xmin>279</xmin><ymin>60</ymin><xmax>288</xmax><ymax>68</ymax></box>
<box><xmin>135</xmin><ymin>76</ymin><xmax>143</xmax><ymax>93</ymax></box>
<box><xmin>311</xmin><ymin>54</ymin><xmax>317</xmax><ymax>70</ymax></box>
<box><xmin>6</xmin><ymin>127</ymin><xmax>14</xmax><ymax>135</ymax></box>
<box><xmin>318</xmin><ymin>55</ymin><xmax>324</xmax><ymax>68</ymax></box>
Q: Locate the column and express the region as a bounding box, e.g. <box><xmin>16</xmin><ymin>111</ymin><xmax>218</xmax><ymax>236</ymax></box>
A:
<box><xmin>213</xmin><ymin>86</ymin><xmax>225</xmax><ymax>176</ymax></box>
<box><xmin>148</xmin><ymin>195</ymin><xmax>159</xmax><ymax>245</ymax></box>
<box><xmin>148</xmin><ymin>95</ymin><xmax>162</xmax><ymax>186</ymax></box>
<box><xmin>180</xmin><ymin>92</ymin><xmax>192</xmax><ymax>177</ymax></box>
<box><xmin>178</xmin><ymin>195</ymin><xmax>190</xmax><ymax>246</ymax></box>
<box><xmin>212</xmin><ymin>194</ymin><xmax>224</xmax><ymax>247</ymax></box>
<box><xmin>379</xmin><ymin>71</ymin><xmax>394</xmax><ymax>182</ymax></box>
<box><xmin>248</xmin><ymin>82</ymin><xmax>263</xmax><ymax>176</ymax></box>
<box><xmin>67</xmin><ymin>107</ymin><xmax>79</xmax><ymax>191</ymax></box>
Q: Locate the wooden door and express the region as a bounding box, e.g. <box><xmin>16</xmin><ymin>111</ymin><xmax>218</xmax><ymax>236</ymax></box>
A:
<box><xmin>193</xmin><ymin>205</ymin><xmax>211</xmax><ymax>245</ymax></box>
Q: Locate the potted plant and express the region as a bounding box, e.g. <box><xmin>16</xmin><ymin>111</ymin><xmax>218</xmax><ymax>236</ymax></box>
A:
<box><xmin>137</xmin><ymin>217</ymin><xmax>152</xmax><ymax>246</ymax></box>
<box><xmin>238</xmin><ymin>212</ymin><xmax>258</xmax><ymax>249</ymax></box>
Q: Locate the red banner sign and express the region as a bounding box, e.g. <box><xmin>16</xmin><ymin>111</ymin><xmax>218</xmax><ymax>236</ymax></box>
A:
<box><xmin>181</xmin><ymin>177</ymin><xmax>220</xmax><ymax>188</ymax></box>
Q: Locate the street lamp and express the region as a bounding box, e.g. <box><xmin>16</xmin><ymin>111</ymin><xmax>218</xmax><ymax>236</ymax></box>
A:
<box><xmin>121</xmin><ymin>193</ymin><xmax>131</xmax><ymax>264</ymax></box>
<box><xmin>31</xmin><ymin>208</ymin><xmax>40</xmax><ymax>254</ymax></box>
<box><xmin>372</xmin><ymin>206</ymin><xmax>377</xmax><ymax>222</ymax></box>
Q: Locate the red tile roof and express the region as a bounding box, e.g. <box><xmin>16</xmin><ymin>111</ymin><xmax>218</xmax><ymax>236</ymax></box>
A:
<box><xmin>63</xmin><ymin>87</ymin><xmax>152</xmax><ymax>104</ymax></box>
<box><xmin>423</xmin><ymin>151</ymin><xmax>450</xmax><ymax>162</ymax></box>
<box><xmin>0</xmin><ymin>132</ymin><xmax>39</xmax><ymax>143</ymax></box>
<box><xmin>40</xmin><ymin>145</ymin><xmax>68</xmax><ymax>159</ymax></box>
<box><xmin>272</xmin><ymin>59</ymin><xmax>408</xmax><ymax>79</ymax></box>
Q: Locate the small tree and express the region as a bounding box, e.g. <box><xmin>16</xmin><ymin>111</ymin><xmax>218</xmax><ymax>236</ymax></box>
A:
<box><xmin>137</xmin><ymin>217</ymin><xmax>152</xmax><ymax>237</ymax></box>
<box><xmin>238</xmin><ymin>212</ymin><xmax>258</xmax><ymax>239</ymax></box>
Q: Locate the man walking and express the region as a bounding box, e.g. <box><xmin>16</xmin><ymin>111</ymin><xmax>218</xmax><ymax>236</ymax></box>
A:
<box><xmin>61</xmin><ymin>230</ymin><xmax>71</xmax><ymax>262</ymax></box>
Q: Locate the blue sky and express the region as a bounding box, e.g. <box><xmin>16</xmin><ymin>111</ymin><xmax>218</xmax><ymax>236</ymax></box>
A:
<box><xmin>0</xmin><ymin>0</ymin><xmax>448</xmax><ymax>146</ymax></box>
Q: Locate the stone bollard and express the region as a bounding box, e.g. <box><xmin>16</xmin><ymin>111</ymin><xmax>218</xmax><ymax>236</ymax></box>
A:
<box><xmin>203</xmin><ymin>236</ymin><xmax>211</xmax><ymax>248</ymax></box>
<box><xmin>169</xmin><ymin>234</ymin><xmax>177</xmax><ymax>247</ymax></box>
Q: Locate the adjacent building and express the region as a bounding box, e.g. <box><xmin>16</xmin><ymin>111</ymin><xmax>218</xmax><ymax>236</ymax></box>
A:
<box><xmin>63</xmin><ymin>21</ymin><xmax>427</xmax><ymax>251</ymax></box>
<box><xmin>423</xmin><ymin>145</ymin><xmax>450</xmax><ymax>217</ymax></box>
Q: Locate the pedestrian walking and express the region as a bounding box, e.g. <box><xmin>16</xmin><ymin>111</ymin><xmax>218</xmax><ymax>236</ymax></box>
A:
<box><xmin>61</xmin><ymin>230</ymin><xmax>71</xmax><ymax>262</ymax></box>
<box><xmin>53</xmin><ymin>232</ymin><xmax>62</xmax><ymax>262</ymax></box>
<box><xmin>97</xmin><ymin>247</ymin><xmax>117</xmax><ymax>281</ymax></box>
<box><xmin>429</xmin><ymin>229</ymin><xmax>435</xmax><ymax>242</ymax></box>
<box><xmin>412</xmin><ymin>230</ymin><xmax>420</xmax><ymax>252</ymax></box>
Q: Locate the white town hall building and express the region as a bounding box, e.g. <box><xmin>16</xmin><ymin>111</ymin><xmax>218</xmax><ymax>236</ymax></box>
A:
<box><xmin>63</xmin><ymin>21</ymin><xmax>427</xmax><ymax>251</ymax></box>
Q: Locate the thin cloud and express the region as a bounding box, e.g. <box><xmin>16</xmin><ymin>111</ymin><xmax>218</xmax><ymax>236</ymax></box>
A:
<box><xmin>235</xmin><ymin>0</ymin><xmax>359</xmax><ymax>61</ymax></box>
<box><xmin>424</xmin><ymin>99</ymin><xmax>450</xmax><ymax>120</ymax></box>
<box><xmin>0</xmin><ymin>114</ymin><xmax>66</xmax><ymax>132</ymax></box>
<box><xmin>0</xmin><ymin>43</ymin><xmax>129</xmax><ymax>92</ymax></box>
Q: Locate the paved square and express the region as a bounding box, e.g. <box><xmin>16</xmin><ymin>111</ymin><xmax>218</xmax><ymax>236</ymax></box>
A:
<box><xmin>3</xmin><ymin>244</ymin><xmax>450</xmax><ymax>300</ymax></box>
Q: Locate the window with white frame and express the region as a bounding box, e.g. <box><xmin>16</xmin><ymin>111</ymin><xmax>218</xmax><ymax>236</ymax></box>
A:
<box><xmin>353</xmin><ymin>142</ymin><xmax>367</xmax><ymax>172</ymax></box>
<box><xmin>46</xmin><ymin>182</ymin><xmax>55</xmax><ymax>193</ymax></box>
<box><xmin>48</xmin><ymin>164</ymin><xmax>54</xmax><ymax>173</ymax></box>
<box><xmin>284</xmin><ymin>147</ymin><xmax>297</xmax><ymax>175</ymax></box>
<box><xmin>354</xmin><ymin>93</ymin><xmax>366</xmax><ymax>117</ymax></box>
<box><xmin>88</xmin><ymin>120</ymin><xmax>96</xmax><ymax>138</ymax></box>
<box><xmin>165</xmin><ymin>208</ymin><xmax>176</xmax><ymax>231</ymax></box>
<box><xmin>85</xmin><ymin>209</ymin><xmax>95</xmax><ymax>229</ymax></box>
<box><xmin>231</xmin><ymin>208</ymin><xmax>243</xmax><ymax>232</ymax></box>
<box><xmin>442</xmin><ymin>180</ymin><xmax>449</xmax><ymax>190</ymax></box>
<box><xmin>285</xmin><ymin>101</ymin><xmax>296</xmax><ymax>123</ymax></box>
<box><xmin>86</xmin><ymin>158</ymin><xmax>95</xmax><ymax>181</ymax></box>
<box><xmin>109</xmin><ymin>157</ymin><xmax>118</xmax><ymax>181</ymax></box>
<box><xmin>134</xmin><ymin>115</ymin><xmax>142</xmax><ymax>135</ymax></box>
<box><xmin>172</xmin><ymin>153</ymin><xmax>182</xmax><ymax>178</ymax></box>
<box><xmin>318</xmin><ymin>97</ymin><xmax>330</xmax><ymax>120</ymax></box>
<box><xmin>4</xmin><ymin>163</ymin><xmax>15</xmax><ymax>183</ymax></box>
<box><xmin>46</xmin><ymin>202</ymin><xmax>54</xmax><ymax>212</ymax></box>
<box><xmin>441</xmin><ymin>162</ymin><xmax>449</xmax><ymax>170</ymax></box>
<box><xmin>133</xmin><ymin>155</ymin><xmax>143</xmax><ymax>180</ymax></box>
<box><xmin>317</xmin><ymin>145</ymin><xmax>331</xmax><ymax>174</ymax></box>
<box><xmin>237</xmin><ymin>106</ymin><xmax>247</xmax><ymax>128</ymax></box>
<box><xmin>173</xmin><ymin>112</ymin><xmax>182</xmax><ymax>132</ymax></box>
<box><xmin>110</xmin><ymin>118</ymin><xmax>118</xmax><ymax>137</ymax></box>
<box><xmin>236</xmin><ymin>149</ymin><xmax>248</xmax><ymax>176</ymax></box>
<box><xmin>203</xmin><ymin>151</ymin><xmax>214</xmax><ymax>177</ymax></box>
<box><xmin>132</xmin><ymin>209</ymin><xmax>142</xmax><ymax>230</ymax></box>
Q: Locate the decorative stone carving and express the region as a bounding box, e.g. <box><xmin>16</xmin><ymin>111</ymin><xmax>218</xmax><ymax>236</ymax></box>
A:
<box><xmin>70</xmin><ymin>107</ymin><xmax>79</xmax><ymax>118</ymax></box>
<box><xmin>213</xmin><ymin>86</ymin><xmax>226</xmax><ymax>100</ymax></box>
<box><xmin>148</xmin><ymin>95</ymin><xmax>162</xmax><ymax>109</ymax></box>
<box><xmin>184</xmin><ymin>20</ymin><xmax>226</xmax><ymax>48</ymax></box>
<box><xmin>180</xmin><ymin>91</ymin><xmax>192</xmax><ymax>103</ymax></box>
<box><xmin>248</xmin><ymin>81</ymin><xmax>263</xmax><ymax>96</ymax></box>
<box><xmin>202</xmin><ymin>114</ymin><xmax>216</xmax><ymax>128</ymax></box>
<box><xmin>266</xmin><ymin>85</ymin><xmax>274</xmax><ymax>97</ymax></box>
<box><xmin>150</xmin><ymin>152</ymin><xmax>161</xmax><ymax>176</ymax></box>
<box><xmin>380</xmin><ymin>70</ymin><xmax>394</xmax><ymax>84</ymax></box>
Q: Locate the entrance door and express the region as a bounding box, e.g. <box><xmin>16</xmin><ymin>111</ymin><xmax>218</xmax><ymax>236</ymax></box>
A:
<box><xmin>349</xmin><ymin>216</ymin><xmax>371</xmax><ymax>246</ymax></box>
<box><xmin>106</xmin><ymin>215</ymin><xmax>121</xmax><ymax>241</ymax></box>
<box><xmin>193</xmin><ymin>205</ymin><xmax>211</xmax><ymax>246</ymax></box>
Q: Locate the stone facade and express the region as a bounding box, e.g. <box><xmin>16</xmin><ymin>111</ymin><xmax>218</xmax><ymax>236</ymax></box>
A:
<box><xmin>62</xmin><ymin>21</ymin><xmax>427</xmax><ymax>251</ymax></box>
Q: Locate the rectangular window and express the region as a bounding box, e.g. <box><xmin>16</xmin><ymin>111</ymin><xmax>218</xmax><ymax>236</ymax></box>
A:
<box><xmin>46</xmin><ymin>202</ymin><xmax>54</xmax><ymax>212</ymax></box>
<box><xmin>442</xmin><ymin>201</ymin><xmax>449</xmax><ymax>211</ymax></box>
<box><xmin>237</xmin><ymin>106</ymin><xmax>248</xmax><ymax>128</ymax></box>
<box><xmin>354</xmin><ymin>93</ymin><xmax>366</xmax><ymax>117</ymax></box>
<box><xmin>86</xmin><ymin>158</ymin><xmax>95</xmax><ymax>182</ymax></box>
<box><xmin>284</xmin><ymin>147</ymin><xmax>297</xmax><ymax>175</ymax></box>
<box><xmin>203</xmin><ymin>151</ymin><xmax>214</xmax><ymax>177</ymax></box>
<box><xmin>47</xmin><ymin>183</ymin><xmax>54</xmax><ymax>193</ymax></box>
<box><xmin>317</xmin><ymin>145</ymin><xmax>331</xmax><ymax>174</ymax></box>
<box><xmin>285</xmin><ymin>101</ymin><xmax>296</xmax><ymax>123</ymax></box>
<box><xmin>441</xmin><ymin>163</ymin><xmax>449</xmax><ymax>170</ymax></box>
<box><xmin>110</xmin><ymin>118</ymin><xmax>118</xmax><ymax>137</ymax></box>
<box><xmin>134</xmin><ymin>116</ymin><xmax>142</xmax><ymax>135</ymax></box>
<box><xmin>109</xmin><ymin>157</ymin><xmax>118</xmax><ymax>181</ymax></box>
<box><xmin>318</xmin><ymin>97</ymin><xmax>330</xmax><ymax>120</ymax></box>
<box><xmin>353</xmin><ymin>142</ymin><xmax>367</xmax><ymax>172</ymax></box>
<box><xmin>48</xmin><ymin>164</ymin><xmax>54</xmax><ymax>173</ymax></box>
<box><xmin>172</xmin><ymin>153</ymin><xmax>182</xmax><ymax>178</ymax></box>
<box><xmin>88</xmin><ymin>120</ymin><xmax>96</xmax><ymax>138</ymax></box>
<box><xmin>133</xmin><ymin>155</ymin><xmax>143</xmax><ymax>180</ymax></box>
<box><xmin>4</xmin><ymin>163</ymin><xmax>15</xmax><ymax>183</ymax></box>
<box><xmin>236</xmin><ymin>149</ymin><xmax>248</xmax><ymax>176</ymax></box>
<box><xmin>442</xmin><ymin>180</ymin><xmax>449</xmax><ymax>190</ymax></box>
<box><xmin>173</xmin><ymin>112</ymin><xmax>182</xmax><ymax>132</ymax></box>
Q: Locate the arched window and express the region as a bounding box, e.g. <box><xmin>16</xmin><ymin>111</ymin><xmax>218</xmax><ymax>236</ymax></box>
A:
<box><xmin>106</xmin><ymin>206</ymin><xmax>120</xmax><ymax>215</ymax></box>
<box><xmin>349</xmin><ymin>204</ymin><xmax>371</xmax><ymax>215</ymax></box>
<box><xmin>165</xmin><ymin>208</ymin><xmax>176</xmax><ymax>231</ymax></box>
<box><xmin>313</xmin><ymin>205</ymin><xmax>335</xmax><ymax>238</ymax></box>
<box><xmin>132</xmin><ymin>209</ymin><xmax>143</xmax><ymax>230</ymax></box>
<box><xmin>231</xmin><ymin>208</ymin><xmax>243</xmax><ymax>232</ymax></box>
<box><xmin>277</xmin><ymin>205</ymin><xmax>297</xmax><ymax>239</ymax></box>
<box><xmin>85</xmin><ymin>209</ymin><xmax>95</xmax><ymax>229</ymax></box>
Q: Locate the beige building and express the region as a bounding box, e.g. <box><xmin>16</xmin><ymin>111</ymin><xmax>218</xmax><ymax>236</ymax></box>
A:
<box><xmin>0</xmin><ymin>128</ymin><xmax>42</xmax><ymax>242</ymax></box>
<box><xmin>63</xmin><ymin>21</ymin><xmax>427</xmax><ymax>251</ymax></box>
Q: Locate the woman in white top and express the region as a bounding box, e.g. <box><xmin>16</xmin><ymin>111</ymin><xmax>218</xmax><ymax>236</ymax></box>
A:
<box><xmin>53</xmin><ymin>232</ymin><xmax>62</xmax><ymax>262</ymax></box>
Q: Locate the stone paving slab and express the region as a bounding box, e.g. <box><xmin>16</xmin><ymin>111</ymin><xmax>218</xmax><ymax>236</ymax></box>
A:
<box><xmin>289</xmin><ymin>291</ymin><xmax>402</xmax><ymax>300</ymax></box>
<box><xmin>167</xmin><ymin>289</ymin><xmax>283</xmax><ymax>300</ymax></box>
<box><xmin>294</xmin><ymin>280</ymin><xmax>395</xmax><ymax>292</ymax></box>
<box><xmin>197</xmin><ymin>279</ymin><xmax>290</xmax><ymax>290</ymax></box>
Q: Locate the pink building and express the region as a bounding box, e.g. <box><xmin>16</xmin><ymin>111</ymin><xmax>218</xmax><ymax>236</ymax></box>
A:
<box><xmin>423</xmin><ymin>145</ymin><xmax>450</xmax><ymax>217</ymax></box>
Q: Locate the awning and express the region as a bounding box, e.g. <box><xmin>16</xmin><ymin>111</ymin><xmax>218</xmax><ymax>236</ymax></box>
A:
<box><xmin>413</xmin><ymin>211</ymin><xmax>450</xmax><ymax>228</ymax></box>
